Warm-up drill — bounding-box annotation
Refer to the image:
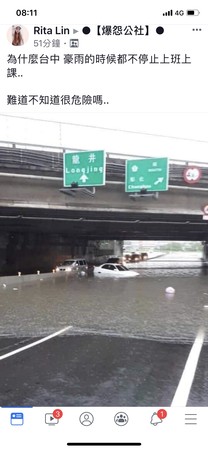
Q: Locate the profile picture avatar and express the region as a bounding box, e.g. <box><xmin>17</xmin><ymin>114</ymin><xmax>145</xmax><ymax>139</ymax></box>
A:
<box><xmin>8</xmin><ymin>25</ymin><xmax>29</xmax><ymax>46</ymax></box>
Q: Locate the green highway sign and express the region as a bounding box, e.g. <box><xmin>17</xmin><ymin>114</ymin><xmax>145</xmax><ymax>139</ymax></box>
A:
<box><xmin>125</xmin><ymin>157</ymin><xmax>169</xmax><ymax>192</ymax></box>
<box><xmin>63</xmin><ymin>150</ymin><xmax>105</xmax><ymax>187</ymax></box>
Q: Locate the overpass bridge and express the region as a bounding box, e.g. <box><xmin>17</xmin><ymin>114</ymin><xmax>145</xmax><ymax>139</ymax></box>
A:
<box><xmin>0</xmin><ymin>141</ymin><xmax>208</xmax><ymax>273</ymax></box>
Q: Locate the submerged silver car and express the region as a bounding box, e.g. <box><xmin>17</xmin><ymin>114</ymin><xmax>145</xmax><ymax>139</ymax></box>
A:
<box><xmin>55</xmin><ymin>259</ymin><xmax>88</xmax><ymax>274</ymax></box>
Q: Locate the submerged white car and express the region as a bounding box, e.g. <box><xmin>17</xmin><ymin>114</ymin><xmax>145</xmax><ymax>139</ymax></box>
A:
<box><xmin>93</xmin><ymin>263</ymin><xmax>139</xmax><ymax>278</ymax></box>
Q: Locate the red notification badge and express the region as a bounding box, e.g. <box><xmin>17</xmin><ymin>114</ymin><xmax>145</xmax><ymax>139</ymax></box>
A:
<box><xmin>53</xmin><ymin>409</ymin><xmax>63</xmax><ymax>419</ymax></box>
<box><xmin>157</xmin><ymin>409</ymin><xmax>167</xmax><ymax>419</ymax></box>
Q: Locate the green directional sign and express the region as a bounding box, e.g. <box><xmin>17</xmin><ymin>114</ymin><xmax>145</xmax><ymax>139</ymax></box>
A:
<box><xmin>63</xmin><ymin>150</ymin><xmax>105</xmax><ymax>187</ymax></box>
<box><xmin>125</xmin><ymin>157</ymin><xmax>169</xmax><ymax>192</ymax></box>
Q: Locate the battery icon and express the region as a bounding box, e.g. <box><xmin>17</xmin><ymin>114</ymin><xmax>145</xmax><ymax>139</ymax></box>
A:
<box><xmin>186</xmin><ymin>9</ymin><xmax>200</xmax><ymax>15</ymax></box>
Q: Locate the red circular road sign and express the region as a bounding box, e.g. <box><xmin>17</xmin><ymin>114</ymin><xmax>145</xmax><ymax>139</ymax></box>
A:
<box><xmin>202</xmin><ymin>204</ymin><xmax>208</xmax><ymax>215</ymax></box>
<box><xmin>183</xmin><ymin>166</ymin><xmax>202</xmax><ymax>184</ymax></box>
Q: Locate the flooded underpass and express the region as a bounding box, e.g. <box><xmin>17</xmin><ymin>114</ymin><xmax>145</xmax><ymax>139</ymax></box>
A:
<box><xmin>0</xmin><ymin>252</ymin><xmax>208</xmax><ymax>406</ymax></box>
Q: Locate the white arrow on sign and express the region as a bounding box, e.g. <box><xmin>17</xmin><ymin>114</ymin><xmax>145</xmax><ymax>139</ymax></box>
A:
<box><xmin>154</xmin><ymin>177</ymin><xmax>164</xmax><ymax>185</ymax></box>
<box><xmin>79</xmin><ymin>174</ymin><xmax>88</xmax><ymax>183</ymax></box>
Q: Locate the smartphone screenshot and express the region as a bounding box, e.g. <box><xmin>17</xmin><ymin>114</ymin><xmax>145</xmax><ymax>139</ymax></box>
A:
<box><xmin>0</xmin><ymin>1</ymin><xmax>207</xmax><ymax>449</ymax></box>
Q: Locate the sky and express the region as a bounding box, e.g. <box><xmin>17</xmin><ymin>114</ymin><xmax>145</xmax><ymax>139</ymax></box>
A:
<box><xmin>0</xmin><ymin>112</ymin><xmax>207</xmax><ymax>163</ymax></box>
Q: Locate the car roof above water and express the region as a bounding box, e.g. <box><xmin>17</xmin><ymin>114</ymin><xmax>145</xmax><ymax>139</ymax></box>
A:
<box><xmin>60</xmin><ymin>259</ymin><xmax>86</xmax><ymax>265</ymax></box>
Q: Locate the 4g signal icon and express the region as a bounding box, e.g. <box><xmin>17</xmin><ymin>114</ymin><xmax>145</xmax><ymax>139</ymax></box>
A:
<box><xmin>162</xmin><ymin>9</ymin><xmax>185</xmax><ymax>16</ymax></box>
<box><xmin>163</xmin><ymin>9</ymin><xmax>173</xmax><ymax>16</ymax></box>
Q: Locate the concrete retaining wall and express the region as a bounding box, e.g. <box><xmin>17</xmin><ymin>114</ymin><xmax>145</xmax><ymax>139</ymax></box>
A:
<box><xmin>0</xmin><ymin>271</ymin><xmax>64</xmax><ymax>286</ymax></box>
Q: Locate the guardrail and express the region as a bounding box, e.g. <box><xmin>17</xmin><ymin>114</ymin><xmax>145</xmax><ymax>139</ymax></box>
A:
<box><xmin>0</xmin><ymin>271</ymin><xmax>66</xmax><ymax>287</ymax></box>
<box><xmin>0</xmin><ymin>140</ymin><xmax>208</xmax><ymax>187</ymax></box>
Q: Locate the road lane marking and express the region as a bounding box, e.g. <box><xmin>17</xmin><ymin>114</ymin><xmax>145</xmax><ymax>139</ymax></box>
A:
<box><xmin>171</xmin><ymin>328</ymin><xmax>205</xmax><ymax>406</ymax></box>
<box><xmin>0</xmin><ymin>326</ymin><xmax>72</xmax><ymax>361</ymax></box>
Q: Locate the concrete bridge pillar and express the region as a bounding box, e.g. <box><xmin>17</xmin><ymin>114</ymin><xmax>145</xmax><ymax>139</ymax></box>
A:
<box><xmin>113</xmin><ymin>240</ymin><xmax>124</xmax><ymax>256</ymax></box>
<box><xmin>85</xmin><ymin>240</ymin><xmax>124</xmax><ymax>262</ymax></box>
<box><xmin>202</xmin><ymin>241</ymin><xmax>208</xmax><ymax>265</ymax></box>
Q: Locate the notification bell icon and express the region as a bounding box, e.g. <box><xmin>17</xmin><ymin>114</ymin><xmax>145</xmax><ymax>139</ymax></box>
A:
<box><xmin>150</xmin><ymin>412</ymin><xmax>162</xmax><ymax>426</ymax></box>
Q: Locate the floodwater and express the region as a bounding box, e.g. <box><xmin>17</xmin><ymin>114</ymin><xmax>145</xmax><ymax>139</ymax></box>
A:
<box><xmin>0</xmin><ymin>251</ymin><xmax>207</xmax><ymax>344</ymax></box>
<box><xmin>1</xmin><ymin>251</ymin><xmax>208</xmax><ymax>407</ymax></box>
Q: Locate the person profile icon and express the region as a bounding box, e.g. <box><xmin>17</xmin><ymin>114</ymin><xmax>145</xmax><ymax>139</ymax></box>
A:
<box><xmin>12</xmin><ymin>25</ymin><xmax>24</xmax><ymax>46</ymax></box>
<box><xmin>7</xmin><ymin>25</ymin><xmax>29</xmax><ymax>46</ymax></box>
<box><xmin>79</xmin><ymin>412</ymin><xmax>94</xmax><ymax>426</ymax></box>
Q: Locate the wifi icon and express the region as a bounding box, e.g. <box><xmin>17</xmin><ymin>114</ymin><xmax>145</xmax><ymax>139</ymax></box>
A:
<box><xmin>163</xmin><ymin>9</ymin><xmax>173</xmax><ymax>16</ymax></box>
